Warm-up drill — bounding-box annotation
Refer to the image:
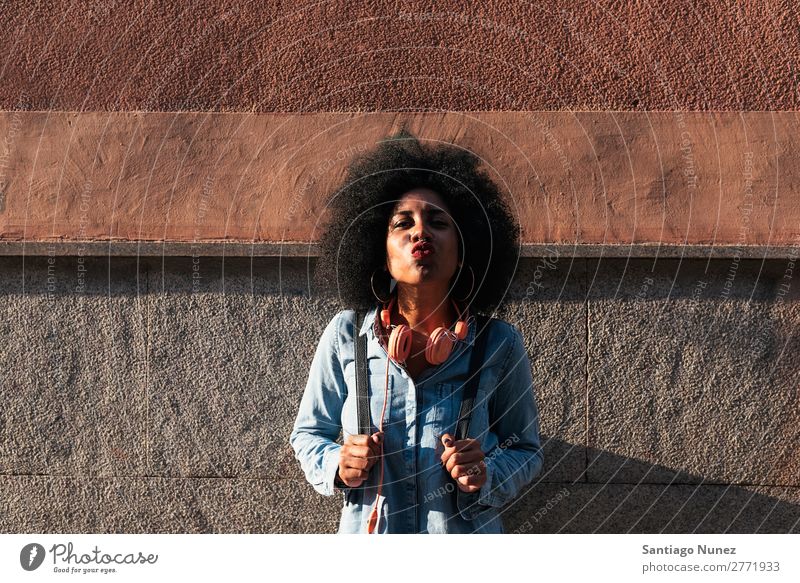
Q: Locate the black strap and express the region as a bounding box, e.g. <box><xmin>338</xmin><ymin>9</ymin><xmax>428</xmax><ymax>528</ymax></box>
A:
<box><xmin>455</xmin><ymin>313</ymin><xmax>490</xmax><ymax>441</ymax></box>
<box><xmin>354</xmin><ymin>309</ymin><xmax>371</xmax><ymax>436</ymax></box>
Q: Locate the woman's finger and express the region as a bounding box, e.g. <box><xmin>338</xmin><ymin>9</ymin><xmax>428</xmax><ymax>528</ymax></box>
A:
<box><xmin>440</xmin><ymin>435</ymin><xmax>477</xmax><ymax>462</ymax></box>
<box><xmin>451</xmin><ymin>438</ymin><xmax>481</xmax><ymax>452</ymax></box>
<box><xmin>440</xmin><ymin>446</ymin><xmax>456</xmax><ymax>466</ymax></box>
<box><xmin>339</xmin><ymin>467</ymin><xmax>368</xmax><ymax>484</ymax></box>
<box><xmin>457</xmin><ymin>474</ymin><xmax>484</xmax><ymax>487</ymax></box>
<box><xmin>342</xmin><ymin>456</ymin><xmax>371</xmax><ymax>471</ymax></box>
<box><xmin>444</xmin><ymin>450</ymin><xmax>483</xmax><ymax>471</ymax></box>
<box><xmin>343</xmin><ymin>444</ymin><xmax>373</xmax><ymax>459</ymax></box>
<box><xmin>344</xmin><ymin>434</ymin><xmax>372</xmax><ymax>447</ymax></box>
<box><xmin>450</xmin><ymin>461</ymin><xmax>485</xmax><ymax>479</ymax></box>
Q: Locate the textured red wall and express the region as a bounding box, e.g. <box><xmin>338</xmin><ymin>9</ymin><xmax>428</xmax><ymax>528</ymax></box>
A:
<box><xmin>2</xmin><ymin>111</ymin><xmax>799</xmax><ymax>246</ymax></box>
<box><xmin>1</xmin><ymin>0</ymin><xmax>797</xmax><ymax>112</ymax></box>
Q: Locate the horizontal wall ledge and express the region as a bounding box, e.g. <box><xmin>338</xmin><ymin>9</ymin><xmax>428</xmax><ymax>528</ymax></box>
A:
<box><xmin>1</xmin><ymin>111</ymin><xmax>799</xmax><ymax>248</ymax></box>
<box><xmin>0</xmin><ymin>241</ymin><xmax>798</xmax><ymax>259</ymax></box>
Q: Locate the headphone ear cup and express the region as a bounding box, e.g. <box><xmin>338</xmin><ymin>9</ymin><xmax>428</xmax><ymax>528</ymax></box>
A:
<box><xmin>426</xmin><ymin>327</ymin><xmax>454</xmax><ymax>365</ymax></box>
<box><xmin>388</xmin><ymin>324</ymin><xmax>412</xmax><ymax>363</ymax></box>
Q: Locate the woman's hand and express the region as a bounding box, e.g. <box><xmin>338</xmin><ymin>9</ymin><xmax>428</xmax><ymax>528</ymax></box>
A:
<box><xmin>440</xmin><ymin>433</ymin><xmax>487</xmax><ymax>493</ymax></box>
<box><xmin>337</xmin><ymin>432</ymin><xmax>383</xmax><ymax>487</ymax></box>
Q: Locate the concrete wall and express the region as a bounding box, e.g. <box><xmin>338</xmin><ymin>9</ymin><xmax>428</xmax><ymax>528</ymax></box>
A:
<box><xmin>0</xmin><ymin>254</ymin><xmax>797</xmax><ymax>533</ymax></box>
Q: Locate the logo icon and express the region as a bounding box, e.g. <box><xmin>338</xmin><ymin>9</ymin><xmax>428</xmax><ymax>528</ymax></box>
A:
<box><xmin>20</xmin><ymin>543</ymin><xmax>46</xmax><ymax>571</ymax></box>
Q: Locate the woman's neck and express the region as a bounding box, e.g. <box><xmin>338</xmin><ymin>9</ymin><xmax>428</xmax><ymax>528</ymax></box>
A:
<box><xmin>393</xmin><ymin>286</ymin><xmax>457</xmax><ymax>335</ymax></box>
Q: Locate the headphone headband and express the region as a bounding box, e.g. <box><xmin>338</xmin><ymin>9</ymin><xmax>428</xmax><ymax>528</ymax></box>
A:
<box><xmin>379</xmin><ymin>294</ymin><xmax>470</xmax><ymax>365</ymax></box>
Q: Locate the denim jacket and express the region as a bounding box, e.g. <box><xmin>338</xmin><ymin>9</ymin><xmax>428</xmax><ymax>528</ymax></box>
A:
<box><xmin>289</xmin><ymin>303</ymin><xmax>544</xmax><ymax>533</ymax></box>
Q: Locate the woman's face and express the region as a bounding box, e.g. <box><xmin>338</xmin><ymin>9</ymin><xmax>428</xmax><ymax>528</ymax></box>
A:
<box><xmin>385</xmin><ymin>188</ymin><xmax>460</xmax><ymax>293</ymax></box>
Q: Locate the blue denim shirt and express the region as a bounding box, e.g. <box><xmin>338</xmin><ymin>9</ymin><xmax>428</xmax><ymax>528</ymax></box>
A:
<box><xmin>289</xmin><ymin>303</ymin><xmax>544</xmax><ymax>533</ymax></box>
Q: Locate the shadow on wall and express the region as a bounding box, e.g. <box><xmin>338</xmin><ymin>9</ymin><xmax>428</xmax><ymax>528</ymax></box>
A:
<box><xmin>503</xmin><ymin>437</ymin><xmax>800</xmax><ymax>534</ymax></box>
<box><xmin>0</xmin><ymin>255</ymin><xmax>796</xmax><ymax>533</ymax></box>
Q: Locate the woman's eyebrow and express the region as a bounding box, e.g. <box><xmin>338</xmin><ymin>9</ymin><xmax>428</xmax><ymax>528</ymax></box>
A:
<box><xmin>392</xmin><ymin>208</ymin><xmax>447</xmax><ymax>217</ymax></box>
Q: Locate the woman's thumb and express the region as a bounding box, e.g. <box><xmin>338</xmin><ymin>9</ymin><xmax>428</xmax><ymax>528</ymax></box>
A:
<box><xmin>441</xmin><ymin>433</ymin><xmax>454</xmax><ymax>448</ymax></box>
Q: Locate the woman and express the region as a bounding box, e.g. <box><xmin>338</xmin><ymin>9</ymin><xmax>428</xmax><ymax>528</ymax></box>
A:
<box><xmin>289</xmin><ymin>130</ymin><xmax>544</xmax><ymax>533</ymax></box>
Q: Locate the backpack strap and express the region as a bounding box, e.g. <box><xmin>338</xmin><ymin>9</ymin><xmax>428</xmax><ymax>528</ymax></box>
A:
<box><xmin>354</xmin><ymin>309</ymin><xmax>372</xmax><ymax>436</ymax></box>
<box><xmin>455</xmin><ymin>313</ymin><xmax>490</xmax><ymax>441</ymax></box>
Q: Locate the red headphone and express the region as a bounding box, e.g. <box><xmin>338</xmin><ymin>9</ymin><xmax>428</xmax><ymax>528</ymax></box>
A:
<box><xmin>379</xmin><ymin>294</ymin><xmax>469</xmax><ymax>365</ymax></box>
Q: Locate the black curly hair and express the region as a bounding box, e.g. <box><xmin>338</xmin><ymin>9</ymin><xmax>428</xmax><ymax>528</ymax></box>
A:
<box><xmin>313</xmin><ymin>129</ymin><xmax>520</xmax><ymax>314</ymax></box>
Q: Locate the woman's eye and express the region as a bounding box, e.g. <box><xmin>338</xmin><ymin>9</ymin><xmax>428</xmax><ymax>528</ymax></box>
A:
<box><xmin>392</xmin><ymin>219</ymin><xmax>448</xmax><ymax>228</ymax></box>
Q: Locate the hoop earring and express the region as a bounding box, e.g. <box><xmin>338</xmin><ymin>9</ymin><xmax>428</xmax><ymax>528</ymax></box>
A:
<box><xmin>453</xmin><ymin>264</ymin><xmax>475</xmax><ymax>302</ymax></box>
<box><xmin>370</xmin><ymin>268</ymin><xmax>393</xmax><ymax>303</ymax></box>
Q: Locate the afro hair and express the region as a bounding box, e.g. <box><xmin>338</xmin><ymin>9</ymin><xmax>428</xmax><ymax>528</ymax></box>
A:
<box><xmin>313</xmin><ymin>129</ymin><xmax>521</xmax><ymax>315</ymax></box>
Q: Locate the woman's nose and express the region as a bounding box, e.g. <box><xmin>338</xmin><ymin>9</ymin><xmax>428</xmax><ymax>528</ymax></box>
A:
<box><xmin>411</xmin><ymin>222</ymin><xmax>431</xmax><ymax>241</ymax></box>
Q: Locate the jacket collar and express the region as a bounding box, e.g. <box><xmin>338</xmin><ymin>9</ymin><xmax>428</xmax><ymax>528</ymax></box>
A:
<box><xmin>358</xmin><ymin>302</ymin><xmax>479</xmax><ymax>348</ymax></box>
<box><xmin>358</xmin><ymin>303</ymin><xmax>381</xmax><ymax>337</ymax></box>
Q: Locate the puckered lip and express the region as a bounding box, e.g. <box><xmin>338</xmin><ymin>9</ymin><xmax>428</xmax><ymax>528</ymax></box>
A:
<box><xmin>411</xmin><ymin>241</ymin><xmax>434</xmax><ymax>254</ymax></box>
